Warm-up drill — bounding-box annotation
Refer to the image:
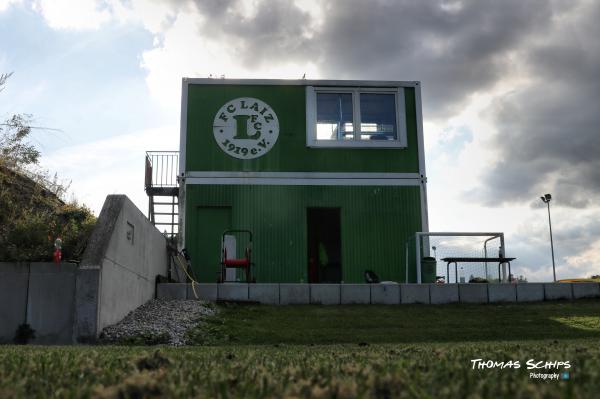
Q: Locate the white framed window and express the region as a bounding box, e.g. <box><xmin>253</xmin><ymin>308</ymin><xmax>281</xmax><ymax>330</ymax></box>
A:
<box><xmin>306</xmin><ymin>86</ymin><xmax>407</xmax><ymax>148</ymax></box>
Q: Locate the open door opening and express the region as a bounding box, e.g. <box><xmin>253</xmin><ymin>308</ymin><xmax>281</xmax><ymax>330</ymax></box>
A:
<box><xmin>307</xmin><ymin>208</ymin><xmax>342</xmax><ymax>283</ymax></box>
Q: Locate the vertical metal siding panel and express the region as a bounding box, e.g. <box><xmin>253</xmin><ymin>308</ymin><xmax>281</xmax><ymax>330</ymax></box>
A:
<box><xmin>186</xmin><ymin>184</ymin><xmax>422</xmax><ymax>283</ymax></box>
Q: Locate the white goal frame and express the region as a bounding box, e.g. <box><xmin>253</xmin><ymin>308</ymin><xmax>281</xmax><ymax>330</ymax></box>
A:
<box><xmin>412</xmin><ymin>232</ymin><xmax>506</xmax><ymax>283</ymax></box>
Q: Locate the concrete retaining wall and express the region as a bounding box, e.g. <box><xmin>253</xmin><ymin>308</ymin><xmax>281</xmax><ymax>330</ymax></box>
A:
<box><xmin>311</xmin><ymin>284</ymin><xmax>340</xmax><ymax>305</ymax></box>
<box><xmin>517</xmin><ymin>283</ymin><xmax>545</xmax><ymax>302</ymax></box>
<box><xmin>430</xmin><ymin>284</ymin><xmax>459</xmax><ymax>304</ymax></box>
<box><xmin>341</xmin><ymin>284</ymin><xmax>371</xmax><ymax>304</ymax></box>
<box><xmin>280</xmin><ymin>284</ymin><xmax>309</xmax><ymax>305</ymax></box>
<box><xmin>544</xmin><ymin>283</ymin><xmax>573</xmax><ymax>300</ymax></box>
<box><xmin>401</xmin><ymin>284</ymin><xmax>430</xmax><ymax>304</ymax></box>
<box><xmin>74</xmin><ymin>195</ymin><xmax>168</xmax><ymax>342</ymax></box>
<box><xmin>0</xmin><ymin>262</ymin><xmax>76</xmax><ymax>344</ymax></box>
<box><xmin>157</xmin><ymin>282</ymin><xmax>600</xmax><ymax>305</ymax></box>
<box><xmin>458</xmin><ymin>284</ymin><xmax>488</xmax><ymax>303</ymax></box>
<box><xmin>488</xmin><ymin>284</ymin><xmax>516</xmax><ymax>303</ymax></box>
<box><xmin>573</xmin><ymin>283</ymin><xmax>600</xmax><ymax>299</ymax></box>
<box><xmin>371</xmin><ymin>283</ymin><xmax>400</xmax><ymax>304</ymax></box>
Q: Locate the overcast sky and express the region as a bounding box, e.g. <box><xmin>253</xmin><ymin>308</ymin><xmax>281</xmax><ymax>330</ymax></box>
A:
<box><xmin>1</xmin><ymin>0</ymin><xmax>598</xmax><ymax>281</ymax></box>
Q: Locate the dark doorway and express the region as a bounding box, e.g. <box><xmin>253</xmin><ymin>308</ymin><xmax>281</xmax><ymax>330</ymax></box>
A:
<box><xmin>307</xmin><ymin>208</ymin><xmax>342</xmax><ymax>283</ymax></box>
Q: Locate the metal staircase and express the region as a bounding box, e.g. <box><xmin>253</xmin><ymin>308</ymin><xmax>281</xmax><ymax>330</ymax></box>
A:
<box><xmin>145</xmin><ymin>151</ymin><xmax>179</xmax><ymax>238</ymax></box>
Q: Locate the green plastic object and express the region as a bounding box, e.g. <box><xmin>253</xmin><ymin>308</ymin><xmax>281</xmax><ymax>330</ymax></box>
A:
<box><xmin>421</xmin><ymin>256</ymin><xmax>437</xmax><ymax>283</ymax></box>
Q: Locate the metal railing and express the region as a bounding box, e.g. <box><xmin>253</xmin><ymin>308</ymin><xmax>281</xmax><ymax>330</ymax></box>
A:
<box><xmin>145</xmin><ymin>151</ymin><xmax>179</xmax><ymax>189</ymax></box>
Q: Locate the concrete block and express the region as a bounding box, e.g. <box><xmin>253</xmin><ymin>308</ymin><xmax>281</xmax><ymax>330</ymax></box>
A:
<box><xmin>76</xmin><ymin>194</ymin><xmax>169</xmax><ymax>339</ymax></box>
<box><xmin>430</xmin><ymin>284</ymin><xmax>459</xmax><ymax>304</ymax></box>
<box><xmin>458</xmin><ymin>284</ymin><xmax>488</xmax><ymax>303</ymax></box>
<box><xmin>341</xmin><ymin>284</ymin><xmax>370</xmax><ymax>304</ymax></box>
<box><xmin>544</xmin><ymin>283</ymin><xmax>573</xmax><ymax>300</ymax></box>
<box><xmin>73</xmin><ymin>266</ymin><xmax>101</xmax><ymax>343</ymax></box>
<box><xmin>572</xmin><ymin>283</ymin><xmax>600</xmax><ymax>299</ymax></box>
<box><xmin>310</xmin><ymin>284</ymin><xmax>340</xmax><ymax>305</ymax></box>
<box><xmin>249</xmin><ymin>284</ymin><xmax>280</xmax><ymax>304</ymax></box>
<box><xmin>156</xmin><ymin>283</ymin><xmax>187</xmax><ymax>300</ymax></box>
<box><xmin>218</xmin><ymin>284</ymin><xmax>249</xmax><ymax>301</ymax></box>
<box><xmin>280</xmin><ymin>284</ymin><xmax>309</xmax><ymax>305</ymax></box>
<box><xmin>0</xmin><ymin>262</ymin><xmax>29</xmax><ymax>343</ymax></box>
<box><xmin>488</xmin><ymin>284</ymin><xmax>517</xmax><ymax>303</ymax></box>
<box><xmin>27</xmin><ymin>263</ymin><xmax>76</xmax><ymax>344</ymax></box>
<box><xmin>371</xmin><ymin>283</ymin><xmax>400</xmax><ymax>305</ymax></box>
<box><xmin>188</xmin><ymin>284</ymin><xmax>217</xmax><ymax>301</ymax></box>
<box><xmin>400</xmin><ymin>284</ymin><xmax>430</xmax><ymax>304</ymax></box>
<box><xmin>516</xmin><ymin>283</ymin><xmax>544</xmax><ymax>302</ymax></box>
<box><xmin>31</xmin><ymin>262</ymin><xmax>77</xmax><ymax>274</ymax></box>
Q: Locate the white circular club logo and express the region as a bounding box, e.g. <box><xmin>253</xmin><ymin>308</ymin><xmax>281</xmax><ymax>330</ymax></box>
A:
<box><xmin>213</xmin><ymin>97</ymin><xmax>279</xmax><ymax>159</ymax></box>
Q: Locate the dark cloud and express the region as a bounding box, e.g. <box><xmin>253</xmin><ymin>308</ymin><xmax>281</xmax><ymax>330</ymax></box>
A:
<box><xmin>175</xmin><ymin>0</ymin><xmax>559</xmax><ymax>117</ymax></box>
<box><xmin>314</xmin><ymin>0</ymin><xmax>556</xmax><ymax>116</ymax></box>
<box><xmin>189</xmin><ymin>0</ymin><xmax>314</xmax><ymax>67</ymax></box>
<box><xmin>171</xmin><ymin>0</ymin><xmax>598</xmax><ymax>209</ymax></box>
<box><xmin>476</xmin><ymin>1</ymin><xmax>600</xmax><ymax>208</ymax></box>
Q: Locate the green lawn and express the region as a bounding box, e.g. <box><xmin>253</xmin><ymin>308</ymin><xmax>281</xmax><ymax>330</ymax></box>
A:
<box><xmin>2</xmin><ymin>300</ymin><xmax>600</xmax><ymax>398</ymax></box>
<box><xmin>188</xmin><ymin>300</ymin><xmax>600</xmax><ymax>345</ymax></box>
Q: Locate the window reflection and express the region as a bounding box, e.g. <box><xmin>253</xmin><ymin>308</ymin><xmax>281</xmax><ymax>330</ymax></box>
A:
<box><xmin>316</xmin><ymin>93</ymin><xmax>354</xmax><ymax>140</ymax></box>
<box><xmin>359</xmin><ymin>93</ymin><xmax>397</xmax><ymax>141</ymax></box>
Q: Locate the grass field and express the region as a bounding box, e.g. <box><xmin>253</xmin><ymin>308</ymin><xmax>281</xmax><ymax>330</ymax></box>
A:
<box><xmin>2</xmin><ymin>300</ymin><xmax>600</xmax><ymax>398</ymax></box>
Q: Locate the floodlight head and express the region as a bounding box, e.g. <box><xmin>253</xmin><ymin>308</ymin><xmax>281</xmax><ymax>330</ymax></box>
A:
<box><xmin>541</xmin><ymin>193</ymin><xmax>552</xmax><ymax>203</ymax></box>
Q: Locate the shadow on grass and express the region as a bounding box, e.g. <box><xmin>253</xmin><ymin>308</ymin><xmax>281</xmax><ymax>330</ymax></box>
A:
<box><xmin>187</xmin><ymin>299</ymin><xmax>600</xmax><ymax>345</ymax></box>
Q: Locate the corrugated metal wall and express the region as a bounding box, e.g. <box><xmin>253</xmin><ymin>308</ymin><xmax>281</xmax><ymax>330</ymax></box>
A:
<box><xmin>185</xmin><ymin>184</ymin><xmax>422</xmax><ymax>283</ymax></box>
<box><xmin>185</xmin><ymin>84</ymin><xmax>420</xmax><ymax>173</ymax></box>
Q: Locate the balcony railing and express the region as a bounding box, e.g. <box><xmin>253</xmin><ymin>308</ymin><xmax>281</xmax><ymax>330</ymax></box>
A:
<box><xmin>145</xmin><ymin>151</ymin><xmax>179</xmax><ymax>191</ymax></box>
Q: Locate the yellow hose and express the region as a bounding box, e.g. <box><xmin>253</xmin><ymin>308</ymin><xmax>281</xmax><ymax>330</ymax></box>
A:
<box><xmin>173</xmin><ymin>253</ymin><xmax>199</xmax><ymax>299</ymax></box>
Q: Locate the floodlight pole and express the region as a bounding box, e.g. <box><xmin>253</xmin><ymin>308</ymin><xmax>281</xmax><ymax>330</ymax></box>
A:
<box><xmin>546</xmin><ymin>200</ymin><xmax>556</xmax><ymax>282</ymax></box>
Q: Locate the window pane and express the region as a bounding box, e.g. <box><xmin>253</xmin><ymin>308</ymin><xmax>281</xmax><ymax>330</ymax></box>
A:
<box><xmin>359</xmin><ymin>93</ymin><xmax>397</xmax><ymax>141</ymax></box>
<box><xmin>316</xmin><ymin>93</ymin><xmax>353</xmax><ymax>140</ymax></box>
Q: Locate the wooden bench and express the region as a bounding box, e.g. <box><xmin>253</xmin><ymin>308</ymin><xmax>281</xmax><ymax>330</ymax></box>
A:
<box><xmin>441</xmin><ymin>257</ymin><xmax>516</xmax><ymax>283</ymax></box>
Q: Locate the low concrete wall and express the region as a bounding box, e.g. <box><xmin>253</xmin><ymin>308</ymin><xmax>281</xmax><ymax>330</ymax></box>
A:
<box><xmin>341</xmin><ymin>284</ymin><xmax>371</xmax><ymax>304</ymax></box>
<box><xmin>517</xmin><ymin>283</ymin><xmax>545</xmax><ymax>302</ymax></box>
<box><xmin>430</xmin><ymin>284</ymin><xmax>459</xmax><ymax>304</ymax></box>
<box><xmin>27</xmin><ymin>263</ymin><xmax>77</xmax><ymax>344</ymax></box>
<box><xmin>0</xmin><ymin>262</ymin><xmax>28</xmax><ymax>343</ymax></box>
<box><xmin>371</xmin><ymin>284</ymin><xmax>400</xmax><ymax>304</ymax></box>
<box><xmin>157</xmin><ymin>283</ymin><xmax>600</xmax><ymax>305</ymax></box>
<box><xmin>573</xmin><ymin>283</ymin><xmax>600</xmax><ymax>299</ymax></box>
<box><xmin>544</xmin><ymin>283</ymin><xmax>573</xmax><ymax>300</ymax></box>
<box><xmin>401</xmin><ymin>284</ymin><xmax>430</xmax><ymax>304</ymax></box>
<box><xmin>459</xmin><ymin>284</ymin><xmax>488</xmax><ymax>303</ymax></box>
<box><xmin>249</xmin><ymin>284</ymin><xmax>279</xmax><ymax>304</ymax></box>
<box><xmin>219</xmin><ymin>284</ymin><xmax>249</xmax><ymax>301</ymax></box>
<box><xmin>0</xmin><ymin>262</ymin><xmax>76</xmax><ymax>344</ymax></box>
<box><xmin>188</xmin><ymin>283</ymin><xmax>218</xmax><ymax>301</ymax></box>
<box><xmin>311</xmin><ymin>284</ymin><xmax>340</xmax><ymax>305</ymax></box>
<box><xmin>488</xmin><ymin>284</ymin><xmax>516</xmax><ymax>303</ymax></box>
<box><xmin>280</xmin><ymin>284</ymin><xmax>309</xmax><ymax>305</ymax></box>
<box><xmin>157</xmin><ymin>283</ymin><xmax>187</xmax><ymax>300</ymax></box>
<box><xmin>74</xmin><ymin>195</ymin><xmax>168</xmax><ymax>342</ymax></box>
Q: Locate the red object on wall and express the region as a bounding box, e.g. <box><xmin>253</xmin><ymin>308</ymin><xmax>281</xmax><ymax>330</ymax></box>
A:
<box><xmin>53</xmin><ymin>248</ymin><xmax>61</xmax><ymax>264</ymax></box>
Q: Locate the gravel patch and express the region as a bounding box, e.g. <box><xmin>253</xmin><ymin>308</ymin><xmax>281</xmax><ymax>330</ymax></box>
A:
<box><xmin>100</xmin><ymin>299</ymin><xmax>216</xmax><ymax>346</ymax></box>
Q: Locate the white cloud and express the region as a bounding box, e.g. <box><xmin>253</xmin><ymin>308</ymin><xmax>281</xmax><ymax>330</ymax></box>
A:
<box><xmin>40</xmin><ymin>124</ymin><xmax>178</xmax><ymax>215</ymax></box>
<box><xmin>32</xmin><ymin>0</ymin><xmax>113</xmax><ymax>30</ymax></box>
<box><xmin>140</xmin><ymin>6</ymin><xmax>320</xmax><ymax>112</ymax></box>
<box><xmin>0</xmin><ymin>0</ymin><xmax>21</xmax><ymax>12</ymax></box>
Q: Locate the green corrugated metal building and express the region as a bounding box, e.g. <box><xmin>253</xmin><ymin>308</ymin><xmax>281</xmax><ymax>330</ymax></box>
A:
<box><xmin>178</xmin><ymin>79</ymin><xmax>428</xmax><ymax>283</ymax></box>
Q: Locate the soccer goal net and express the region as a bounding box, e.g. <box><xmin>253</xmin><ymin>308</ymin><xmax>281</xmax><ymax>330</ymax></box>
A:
<box><xmin>406</xmin><ymin>232</ymin><xmax>507</xmax><ymax>283</ymax></box>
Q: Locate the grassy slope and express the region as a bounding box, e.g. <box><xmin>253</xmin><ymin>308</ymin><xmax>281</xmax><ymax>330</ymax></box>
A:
<box><xmin>2</xmin><ymin>300</ymin><xmax>600</xmax><ymax>398</ymax></box>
